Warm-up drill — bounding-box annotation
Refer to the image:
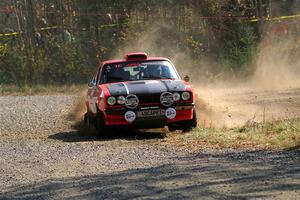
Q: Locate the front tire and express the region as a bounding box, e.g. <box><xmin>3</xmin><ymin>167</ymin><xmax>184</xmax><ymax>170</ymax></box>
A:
<box><xmin>182</xmin><ymin>109</ymin><xmax>198</xmax><ymax>132</ymax></box>
<box><xmin>168</xmin><ymin>125</ymin><xmax>177</xmax><ymax>132</ymax></box>
<box><xmin>84</xmin><ymin>112</ymin><xmax>95</xmax><ymax>128</ymax></box>
<box><xmin>80</xmin><ymin>112</ymin><xmax>98</xmax><ymax>136</ymax></box>
<box><xmin>95</xmin><ymin>112</ymin><xmax>109</xmax><ymax>135</ymax></box>
<box><xmin>168</xmin><ymin>109</ymin><xmax>198</xmax><ymax>133</ymax></box>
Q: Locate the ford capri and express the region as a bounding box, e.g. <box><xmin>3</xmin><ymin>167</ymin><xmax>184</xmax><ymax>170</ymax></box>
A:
<box><xmin>85</xmin><ymin>52</ymin><xmax>197</xmax><ymax>134</ymax></box>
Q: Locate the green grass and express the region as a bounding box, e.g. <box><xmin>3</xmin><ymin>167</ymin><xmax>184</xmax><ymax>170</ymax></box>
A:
<box><xmin>183</xmin><ymin>119</ymin><xmax>300</xmax><ymax>150</ymax></box>
<box><xmin>0</xmin><ymin>84</ymin><xmax>86</xmax><ymax>96</ymax></box>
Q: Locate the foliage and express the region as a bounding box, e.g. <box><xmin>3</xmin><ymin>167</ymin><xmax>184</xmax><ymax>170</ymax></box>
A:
<box><xmin>0</xmin><ymin>0</ymin><xmax>298</xmax><ymax>85</ymax></box>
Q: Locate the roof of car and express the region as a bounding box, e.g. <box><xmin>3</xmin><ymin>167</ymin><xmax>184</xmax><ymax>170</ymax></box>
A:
<box><xmin>102</xmin><ymin>57</ymin><xmax>170</xmax><ymax>65</ymax></box>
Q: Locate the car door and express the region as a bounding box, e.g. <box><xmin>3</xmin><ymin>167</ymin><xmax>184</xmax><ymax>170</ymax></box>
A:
<box><xmin>87</xmin><ymin>64</ymin><xmax>102</xmax><ymax>114</ymax></box>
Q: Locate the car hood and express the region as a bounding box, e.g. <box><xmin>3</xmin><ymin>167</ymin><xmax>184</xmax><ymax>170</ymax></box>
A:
<box><xmin>104</xmin><ymin>80</ymin><xmax>187</xmax><ymax>96</ymax></box>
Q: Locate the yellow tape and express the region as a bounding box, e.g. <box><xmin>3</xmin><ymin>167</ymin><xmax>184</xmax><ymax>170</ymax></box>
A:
<box><xmin>0</xmin><ymin>32</ymin><xmax>19</xmax><ymax>37</ymax></box>
<box><xmin>0</xmin><ymin>24</ymin><xmax>117</xmax><ymax>37</ymax></box>
<box><xmin>249</xmin><ymin>13</ymin><xmax>300</xmax><ymax>22</ymax></box>
<box><xmin>1</xmin><ymin>13</ymin><xmax>299</xmax><ymax>37</ymax></box>
<box><xmin>0</xmin><ymin>26</ymin><xmax>58</xmax><ymax>37</ymax></box>
<box><xmin>99</xmin><ymin>24</ymin><xmax>117</xmax><ymax>28</ymax></box>
<box><xmin>272</xmin><ymin>13</ymin><xmax>300</xmax><ymax>20</ymax></box>
<box><xmin>40</xmin><ymin>26</ymin><xmax>58</xmax><ymax>31</ymax></box>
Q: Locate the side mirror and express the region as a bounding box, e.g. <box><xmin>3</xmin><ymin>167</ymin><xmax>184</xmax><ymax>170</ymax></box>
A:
<box><xmin>88</xmin><ymin>80</ymin><xmax>96</xmax><ymax>87</ymax></box>
<box><xmin>183</xmin><ymin>75</ymin><xmax>190</xmax><ymax>82</ymax></box>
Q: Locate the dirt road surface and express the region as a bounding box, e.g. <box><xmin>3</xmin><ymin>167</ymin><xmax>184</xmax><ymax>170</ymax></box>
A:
<box><xmin>196</xmin><ymin>87</ymin><xmax>300</xmax><ymax>128</ymax></box>
<box><xmin>0</xmin><ymin>88</ymin><xmax>300</xmax><ymax>199</ymax></box>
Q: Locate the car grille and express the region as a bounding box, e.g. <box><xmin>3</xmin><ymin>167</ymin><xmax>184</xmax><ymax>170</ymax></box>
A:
<box><xmin>137</xmin><ymin>94</ymin><xmax>161</xmax><ymax>104</ymax></box>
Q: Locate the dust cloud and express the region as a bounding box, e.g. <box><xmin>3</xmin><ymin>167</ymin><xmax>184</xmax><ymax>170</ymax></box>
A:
<box><xmin>251</xmin><ymin>33</ymin><xmax>300</xmax><ymax>89</ymax></box>
<box><xmin>71</xmin><ymin>21</ymin><xmax>300</xmax><ymax>129</ymax></box>
<box><xmin>250</xmin><ymin>0</ymin><xmax>300</xmax><ymax>90</ymax></box>
<box><xmin>195</xmin><ymin>22</ymin><xmax>300</xmax><ymax>127</ymax></box>
<box><xmin>68</xmin><ymin>90</ymin><xmax>87</xmax><ymax>122</ymax></box>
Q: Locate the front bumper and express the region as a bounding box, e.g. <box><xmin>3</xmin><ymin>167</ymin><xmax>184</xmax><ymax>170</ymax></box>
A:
<box><xmin>103</xmin><ymin>103</ymin><xmax>194</xmax><ymax>127</ymax></box>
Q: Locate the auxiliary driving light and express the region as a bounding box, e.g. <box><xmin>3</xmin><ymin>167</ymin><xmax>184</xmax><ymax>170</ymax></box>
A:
<box><xmin>173</xmin><ymin>92</ymin><xmax>181</xmax><ymax>101</ymax></box>
<box><xmin>160</xmin><ymin>92</ymin><xmax>174</xmax><ymax>107</ymax></box>
<box><xmin>107</xmin><ymin>96</ymin><xmax>116</xmax><ymax>105</ymax></box>
<box><xmin>125</xmin><ymin>94</ymin><xmax>139</xmax><ymax>109</ymax></box>
<box><xmin>117</xmin><ymin>96</ymin><xmax>126</xmax><ymax>104</ymax></box>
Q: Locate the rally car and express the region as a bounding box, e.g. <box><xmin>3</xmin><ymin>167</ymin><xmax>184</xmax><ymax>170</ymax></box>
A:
<box><xmin>84</xmin><ymin>52</ymin><xmax>197</xmax><ymax>134</ymax></box>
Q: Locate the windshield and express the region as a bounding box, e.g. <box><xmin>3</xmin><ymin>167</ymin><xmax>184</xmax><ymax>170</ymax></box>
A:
<box><xmin>100</xmin><ymin>60</ymin><xmax>179</xmax><ymax>83</ymax></box>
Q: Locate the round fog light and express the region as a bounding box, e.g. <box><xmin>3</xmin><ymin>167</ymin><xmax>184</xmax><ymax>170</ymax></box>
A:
<box><xmin>165</xmin><ymin>108</ymin><xmax>176</xmax><ymax>119</ymax></box>
<box><xmin>173</xmin><ymin>92</ymin><xmax>181</xmax><ymax>101</ymax></box>
<box><xmin>117</xmin><ymin>96</ymin><xmax>126</xmax><ymax>104</ymax></box>
<box><xmin>124</xmin><ymin>111</ymin><xmax>136</xmax><ymax>123</ymax></box>
<box><xmin>107</xmin><ymin>96</ymin><xmax>116</xmax><ymax>105</ymax></box>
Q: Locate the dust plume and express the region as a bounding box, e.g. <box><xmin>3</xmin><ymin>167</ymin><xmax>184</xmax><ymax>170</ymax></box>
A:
<box><xmin>251</xmin><ymin>27</ymin><xmax>300</xmax><ymax>89</ymax></box>
<box><xmin>68</xmin><ymin>90</ymin><xmax>87</xmax><ymax>122</ymax></box>
<box><xmin>69</xmin><ymin>20</ymin><xmax>300</xmax><ymax>130</ymax></box>
<box><xmin>195</xmin><ymin>20</ymin><xmax>300</xmax><ymax>128</ymax></box>
<box><xmin>67</xmin><ymin>90</ymin><xmax>96</xmax><ymax>134</ymax></box>
<box><xmin>251</xmin><ymin>0</ymin><xmax>300</xmax><ymax>89</ymax></box>
<box><xmin>114</xmin><ymin>22</ymin><xmax>217</xmax><ymax>83</ymax></box>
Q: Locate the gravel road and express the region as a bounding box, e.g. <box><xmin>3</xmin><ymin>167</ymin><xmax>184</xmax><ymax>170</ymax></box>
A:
<box><xmin>196</xmin><ymin>87</ymin><xmax>300</xmax><ymax>128</ymax></box>
<box><xmin>0</xmin><ymin>92</ymin><xmax>300</xmax><ymax>199</ymax></box>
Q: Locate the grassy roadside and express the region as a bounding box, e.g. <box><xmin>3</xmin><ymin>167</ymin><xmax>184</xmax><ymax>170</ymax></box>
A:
<box><xmin>0</xmin><ymin>84</ymin><xmax>86</xmax><ymax>96</ymax></box>
<box><xmin>178</xmin><ymin>119</ymin><xmax>300</xmax><ymax>150</ymax></box>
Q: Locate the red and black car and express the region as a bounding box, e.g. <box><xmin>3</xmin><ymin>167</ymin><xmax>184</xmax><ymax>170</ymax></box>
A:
<box><xmin>85</xmin><ymin>52</ymin><xmax>197</xmax><ymax>134</ymax></box>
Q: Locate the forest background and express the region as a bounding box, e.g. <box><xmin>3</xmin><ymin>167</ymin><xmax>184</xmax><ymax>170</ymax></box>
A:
<box><xmin>0</xmin><ymin>0</ymin><xmax>299</xmax><ymax>86</ymax></box>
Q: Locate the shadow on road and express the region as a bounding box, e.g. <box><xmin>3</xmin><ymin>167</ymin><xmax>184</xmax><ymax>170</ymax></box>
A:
<box><xmin>1</xmin><ymin>150</ymin><xmax>300</xmax><ymax>199</ymax></box>
<box><xmin>48</xmin><ymin>129</ymin><xmax>167</xmax><ymax>143</ymax></box>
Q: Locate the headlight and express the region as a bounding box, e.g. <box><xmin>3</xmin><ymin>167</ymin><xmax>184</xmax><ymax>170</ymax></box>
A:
<box><xmin>107</xmin><ymin>96</ymin><xmax>116</xmax><ymax>105</ymax></box>
<box><xmin>117</xmin><ymin>96</ymin><xmax>126</xmax><ymax>104</ymax></box>
<box><xmin>182</xmin><ymin>92</ymin><xmax>191</xmax><ymax>101</ymax></box>
<box><xmin>173</xmin><ymin>92</ymin><xmax>181</xmax><ymax>101</ymax></box>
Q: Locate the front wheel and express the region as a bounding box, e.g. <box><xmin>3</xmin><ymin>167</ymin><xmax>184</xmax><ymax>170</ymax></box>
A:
<box><xmin>84</xmin><ymin>112</ymin><xmax>95</xmax><ymax>128</ymax></box>
<box><xmin>168</xmin><ymin>109</ymin><xmax>198</xmax><ymax>133</ymax></box>
<box><xmin>181</xmin><ymin>109</ymin><xmax>198</xmax><ymax>132</ymax></box>
<box><xmin>168</xmin><ymin>125</ymin><xmax>178</xmax><ymax>132</ymax></box>
<box><xmin>95</xmin><ymin>112</ymin><xmax>109</xmax><ymax>135</ymax></box>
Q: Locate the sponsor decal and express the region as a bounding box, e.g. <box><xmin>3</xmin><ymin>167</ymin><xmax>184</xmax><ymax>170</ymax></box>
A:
<box><xmin>124</xmin><ymin>111</ymin><xmax>136</xmax><ymax>123</ymax></box>
<box><xmin>165</xmin><ymin>108</ymin><xmax>176</xmax><ymax>119</ymax></box>
<box><xmin>125</xmin><ymin>63</ymin><xmax>142</xmax><ymax>67</ymax></box>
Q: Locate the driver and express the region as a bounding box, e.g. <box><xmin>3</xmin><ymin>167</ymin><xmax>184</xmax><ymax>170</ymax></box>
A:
<box><xmin>107</xmin><ymin>67</ymin><xmax>130</xmax><ymax>82</ymax></box>
<box><xmin>144</xmin><ymin>65</ymin><xmax>161</xmax><ymax>78</ymax></box>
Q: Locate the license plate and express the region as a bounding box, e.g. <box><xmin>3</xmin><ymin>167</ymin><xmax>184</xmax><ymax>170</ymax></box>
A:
<box><xmin>137</xmin><ymin>109</ymin><xmax>164</xmax><ymax>118</ymax></box>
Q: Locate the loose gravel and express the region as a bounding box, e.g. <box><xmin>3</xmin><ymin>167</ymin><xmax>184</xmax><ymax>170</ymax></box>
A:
<box><xmin>0</xmin><ymin>95</ymin><xmax>74</xmax><ymax>138</ymax></box>
<box><xmin>0</xmin><ymin>94</ymin><xmax>300</xmax><ymax>199</ymax></box>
